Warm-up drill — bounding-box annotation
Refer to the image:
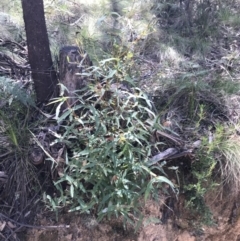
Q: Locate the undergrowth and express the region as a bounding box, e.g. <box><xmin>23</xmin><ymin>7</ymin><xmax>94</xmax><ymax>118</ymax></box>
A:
<box><xmin>43</xmin><ymin>0</ymin><xmax>240</xmax><ymax>228</ymax></box>
<box><xmin>0</xmin><ymin>78</ymin><xmax>38</xmax><ymax>220</ymax></box>
<box><xmin>45</xmin><ymin>58</ymin><xmax>174</xmax><ymax>227</ymax></box>
<box><xmin>1</xmin><ymin>0</ymin><xmax>240</xmax><ymax>235</ymax></box>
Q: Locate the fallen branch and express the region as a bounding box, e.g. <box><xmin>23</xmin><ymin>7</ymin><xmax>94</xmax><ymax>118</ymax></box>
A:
<box><xmin>148</xmin><ymin>140</ymin><xmax>201</xmax><ymax>166</ymax></box>
<box><xmin>156</xmin><ymin>130</ymin><xmax>183</xmax><ymax>145</ymax></box>
<box><xmin>148</xmin><ymin>148</ymin><xmax>178</xmax><ymax>166</ymax></box>
<box><xmin>0</xmin><ymin>213</ymin><xmax>70</xmax><ymax>230</ymax></box>
<box><xmin>0</xmin><ymin>151</ymin><xmax>13</xmax><ymax>158</ymax></box>
<box><xmin>0</xmin><ymin>39</ymin><xmax>26</xmax><ymax>51</ymax></box>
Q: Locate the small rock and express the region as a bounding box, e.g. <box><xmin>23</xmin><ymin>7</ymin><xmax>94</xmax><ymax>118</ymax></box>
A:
<box><xmin>175</xmin><ymin>219</ymin><xmax>189</xmax><ymax>230</ymax></box>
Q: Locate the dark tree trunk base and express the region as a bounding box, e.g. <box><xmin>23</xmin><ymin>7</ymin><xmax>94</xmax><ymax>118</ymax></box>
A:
<box><xmin>59</xmin><ymin>46</ymin><xmax>92</xmax><ymax>107</ymax></box>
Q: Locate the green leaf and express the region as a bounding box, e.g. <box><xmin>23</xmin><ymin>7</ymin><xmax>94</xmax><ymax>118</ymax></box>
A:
<box><xmin>70</xmin><ymin>185</ymin><xmax>74</xmax><ymax>198</ymax></box>
<box><xmin>57</xmin><ymin>109</ymin><xmax>72</xmax><ymax>123</ymax></box>
<box><xmin>144</xmin><ymin>176</ymin><xmax>175</xmax><ymax>202</ymax></box>
<box><xmin>105</xmin><ymin>69</ymin><xmax>117</xmax><ymax>79</ymax></box>
<box><xmin>55</xmin><ymin>101</ymin><xmax>64</xmax><ymax>119</ymax></box>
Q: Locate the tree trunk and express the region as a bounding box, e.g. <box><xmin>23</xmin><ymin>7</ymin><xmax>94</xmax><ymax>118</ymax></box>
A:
<box><xmin>59</xmin><ymin>46</ymin><xmax>92</xmax><ymax>107</ymax></box>
<box><xmin>21</xmin><ymin>0</ymin><xmax>58</xmax><ymax>103</ymax></box>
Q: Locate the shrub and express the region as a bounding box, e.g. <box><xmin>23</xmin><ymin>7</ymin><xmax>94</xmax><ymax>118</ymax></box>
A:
<box><xmin>45</xmin><ymin>58</ymin><xmax>174</xmax><ymax>227</ymax></box>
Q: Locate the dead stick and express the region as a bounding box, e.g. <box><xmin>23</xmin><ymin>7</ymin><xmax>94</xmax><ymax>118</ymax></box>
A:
<box><xmin>0</xmin><ymin>213</ymin><xmax>70</xmax><ymax>229</ymax></box>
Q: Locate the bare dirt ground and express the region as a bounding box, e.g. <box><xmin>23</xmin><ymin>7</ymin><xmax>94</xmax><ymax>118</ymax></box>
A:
<box><xmin>24</xmin><ymin>184</ymin><xmax>240</xmax><ymax>241</ymax></box>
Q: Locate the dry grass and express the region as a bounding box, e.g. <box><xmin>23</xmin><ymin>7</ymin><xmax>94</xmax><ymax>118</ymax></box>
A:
<box><xmin>219</xmin><ymin>133</ymin><xmax>240</xmax><ymax>191</ymax></box>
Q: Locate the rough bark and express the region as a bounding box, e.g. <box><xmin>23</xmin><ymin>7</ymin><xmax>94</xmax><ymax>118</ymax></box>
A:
<box><xmin>59</xmin><ymin>46</ymin><xmax>91</xmax><ymax>107</ymax></box>
<box><xmin>21</xmin><ymin>0</ymin><xmax>58</xmax><ymax>103</ymax></box>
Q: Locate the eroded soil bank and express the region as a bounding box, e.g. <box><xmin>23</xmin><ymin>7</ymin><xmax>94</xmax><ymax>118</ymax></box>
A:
<box><xmin>24</xmin><ymin>185</ymin><xmax>240</xmax><ymax>241</ymax></box>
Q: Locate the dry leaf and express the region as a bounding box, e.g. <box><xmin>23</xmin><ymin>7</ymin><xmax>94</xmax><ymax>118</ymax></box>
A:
<box><xmin>7</xmin><ymin>221</ymin><xmax>16</xmax><ymax>229</ymax></box>
<box><xmin>0</xmin><ymin>221</ymin><xmax>6</xmax><ymax>231</ymax></box>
